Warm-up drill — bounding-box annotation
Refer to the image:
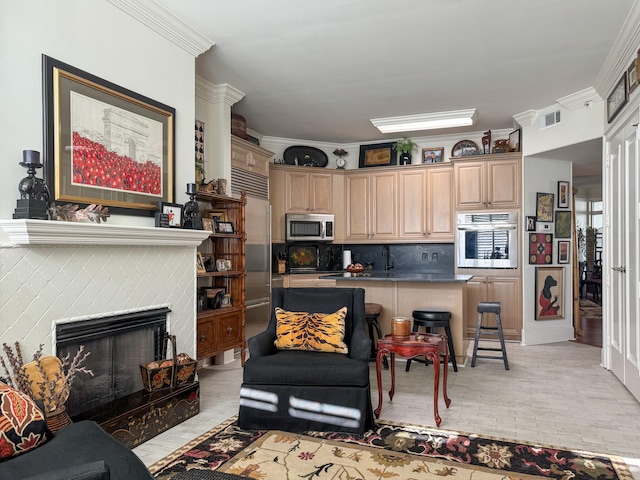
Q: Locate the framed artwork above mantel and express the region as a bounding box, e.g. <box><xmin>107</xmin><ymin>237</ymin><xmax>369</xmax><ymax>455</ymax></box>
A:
<box><xmin>42</xmin><ymin>55</ymin><xmax>176</xmax><ymax>216</ymax></box>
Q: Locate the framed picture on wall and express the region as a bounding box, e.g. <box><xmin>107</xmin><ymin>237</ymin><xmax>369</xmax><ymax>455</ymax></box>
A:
<box><xmin>536</xmin><ymin>192</ymin><xmax>554</xmax><ymax>222</ymax></box>
<box><xmin>358</xmin><ymin>142</ymin><xmax>396</xmax><ymax>168</ymax></box>
<box><xmin>529</xmin><ymin>233</ymin><xmax>553</xmax><ymax>265</ymax></box>
<box><xmin>558</xmin><ymin>241</ymin><xmax>570</xmax><ymax>264</ymax></box>
<box><xmin>554</xmin><ymin>210</ymin><xmax>572</xmax><ymax>238</ymax></box>
<box><xmin>535</xmin><ymin>266</ymin><xmax>565</xmax><ymax>320</ymax></box>
<box><xmin>43</xmin><ymin>55</ymin><xmax>175</xmax><ymax>216</ymax></box>
<box><xmin>422</xmin><ymin>147</ymin><xmax>444</xmax><ymax>164</ymax></box>
<box><xmin>607</xmin><ymin>73</ymin><xmax>628</xmax><ymax>123</ymax></box>
<box><xmin>557</xmin><ymin>181</ymin><xmax>570</xmax><ymax>208</ymax></box>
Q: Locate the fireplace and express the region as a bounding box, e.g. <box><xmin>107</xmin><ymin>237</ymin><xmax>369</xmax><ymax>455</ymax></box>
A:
<box><xmin>0</xmin><ymin>220</ymin><xmax>210</xmax><ymax>447</ymax></box>
<box><xmin>56</xmin><ymin>308</ymin><xmax>169</xmax><ymax>417</ymax></box>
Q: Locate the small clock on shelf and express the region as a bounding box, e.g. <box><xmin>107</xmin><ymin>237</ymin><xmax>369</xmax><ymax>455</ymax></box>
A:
<box><xmin>333</xmin><ymin>148</ymin><xmax>347</xmax><ymax>169</ymax></box>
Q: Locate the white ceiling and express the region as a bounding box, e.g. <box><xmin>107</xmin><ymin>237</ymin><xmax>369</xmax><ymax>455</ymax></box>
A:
<box><xmin>155</xmin><ymin>0</ymin><xmax>634</xmax><ymax>189</ymax></box>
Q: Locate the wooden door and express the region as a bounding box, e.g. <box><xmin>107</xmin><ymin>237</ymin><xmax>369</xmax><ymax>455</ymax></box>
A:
<box><xmin>427</xmin><ymin>165</ymin><xmax>454</xmax><ymax>240</ymax></box>
<box><xmin>487</xmin><ymin>158</ymin><xmax>520</xmax><ymax>208</ymax></box>
<box><xmin>454</xmin><ymin>161</ymin><xmax>485</xmax><ymax>209</ymax></box>
<box><xmin>309</xmin><ymin>173</ymin><xmax>333</xmax><ymax>213</ymax></box>
<box><xmin>285</xmin><ymin>171</ymin><xmax>310</xmax><ymax>213</ymax></box>
<box><xmin>398</xmin><ymin>169</ymin><xmax>427</xmax><ymax>239</ymax></box>
<box><xmin>465</xmin><ymin>276</ymin><xmax>487</xmax><ymax>337</ymax></box>
<box><xmin>488</xmin><ymin>276</ymin><xmax>521</xmax><ymax>340</ymax></box>
<box><xmin>345</xmin><ymin>173</ymin><xmax>370</xmax><ymax>240</ymax></box>
<box><xmin>370</xmin><ymin>171</ymin><xmax>398</xmax><ymax>240</ymax></box>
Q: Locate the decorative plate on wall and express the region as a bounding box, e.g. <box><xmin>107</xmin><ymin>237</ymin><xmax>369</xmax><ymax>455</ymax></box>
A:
<box><xmin>283</xmin><ymin>146</ymin><xmax>328</xmax><ymax>167</ymax></box>
<box><xmin>451</xmin><ymin>140</ymin><xmax>480</xmax><ymax>158</ymax></box>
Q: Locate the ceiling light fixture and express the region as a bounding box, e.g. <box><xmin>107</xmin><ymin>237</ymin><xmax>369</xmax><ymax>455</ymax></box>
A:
<box><xmin>370</xmin><ymin>108</ymin><xmax>477</xmax><ymax>133</ymax></box>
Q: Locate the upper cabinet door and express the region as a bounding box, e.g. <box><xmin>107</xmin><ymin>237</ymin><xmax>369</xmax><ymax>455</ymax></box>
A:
<box><xmin>398</xmin><ymin>170</ymin><xmax>427</xmax><ymax>239</ymax></box>
<box><xmin>454</xmin><ymin>161</ymin><xmax>486</xmax><ymax>209</ymax></box>
<box><xmin>427</xmin><ymin>165</ymin><xmax>454</xmax><ymax>240</ymax></box>
<box><xmin>345</xmin><ymin>173</ymin><xmax>370</xmax><ymax>240</ymax></box>
<box><xmin>309</xmin><ymin>173</ymin><xmax>333</xmax><ymax>213</ymax></box>
<box><xmin>370</xmin><ymin>171</ymin><xmax>398</xmax><ymax>239</ymax></box>
<box><xmin>486</xmin><ymin>158</ymin><xmax>520</xmax><ymax>209</ymax></box>
<box><xmin>285</xmin><ymin>170</ymin><xmax>311</xmax><ymax>212</ymax></box>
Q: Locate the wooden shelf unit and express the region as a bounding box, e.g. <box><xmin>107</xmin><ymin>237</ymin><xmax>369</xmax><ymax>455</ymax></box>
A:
<box><xmin>196</xmin><ymin>191</ymin><xmax>246</xmax><ymax>364</ymax></box>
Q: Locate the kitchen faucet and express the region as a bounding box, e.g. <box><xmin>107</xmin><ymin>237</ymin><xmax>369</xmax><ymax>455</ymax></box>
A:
<box><xmin>382</xmin><ymin>245</ymin><xmax>394</xmax><ymax>271</ymax></box>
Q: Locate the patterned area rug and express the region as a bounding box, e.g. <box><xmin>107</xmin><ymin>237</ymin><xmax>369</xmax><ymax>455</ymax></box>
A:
<box><xmin>580</xmin><ymin>299</ymin><xmax>602</xmax><ymax>319</ymax></box>
<box><xmin>149</xmin><ymin>417</ymin><xmax>632</xmax><ymax>480</ymax></box>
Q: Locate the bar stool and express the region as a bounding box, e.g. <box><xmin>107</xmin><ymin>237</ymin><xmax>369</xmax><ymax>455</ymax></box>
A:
<box><xmin>405</xmin><ymin>308</ymin><xmax>457</xmax><ymax>372</ymax></box>
<box><xmin>471</xmin><ymin>302</ymin><xmax>509</xmax><ymax>370</ymax></box>
<box><xmin>365</xmin><ymin>302</ymin><xmax>388</xmax><ymax>369</ymax></box>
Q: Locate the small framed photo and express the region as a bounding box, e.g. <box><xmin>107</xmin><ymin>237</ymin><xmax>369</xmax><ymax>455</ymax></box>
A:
<box><xmin>529</xmin><ymin>233</ymin><xmax>553</xmax><ymax>265</ymax></box>
<box><xmin>536</xmin><ymin>192</ymin><xmax>554</xmax><ymax>223</ymax></box>
<box><xmin>216</xmin><ymin>221</ymin><xmax>235</xmax><ymax>234</ymax></box>
<box><xmin>558</xmin><ymin>241</ymin><xmax>570</xmax><ymax>264</ymax></box>
<box><xmin>205</xmin><ymin>209</ymin><xmax>227</xmax><ymax>223</ymax></box>
<box><xmin>202</xmin><ymin>217</ymin><xmax>214</xmax><ymax>232</ymax></box>
<box><xmin>526</xmin><ymin>216</ymin><xmax>537</xmax><ymax>232</ymax></box>
<box><xmin>508</xmin><ymin>128</ymin><xmax>521</xmax><ymax>152</ymax></box>
<box><xmin>607</xmin><ymin>73</ymin><xmax>628</xmax><ymax>123</ymax></box>
<box><xmin>422</xmin><ymin>147</ymin><xmax>444</xmax><ymax>164</ymax></box>
<box><xmin>557</xmin><ymin>181</ymin><xmax>570</xmax><ymax>208</ymax></box>
<box><xmin>196</xmin><ymin>252</ymin><xmax>206</xmax><ymax>274</ymax></box>
<box><xmin>158</xmin><ymin>202</ymin><xmax>183</xmax><ymax>227</ymax></box>
<box><xmin>535</xmin><ymin>266</ymin><xmax>565</xmax><ymax>320</ymax></box>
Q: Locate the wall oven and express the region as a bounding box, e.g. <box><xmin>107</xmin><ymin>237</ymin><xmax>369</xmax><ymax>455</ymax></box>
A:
<box><xmin>456</xmin><ymin>212</ymin><xmax>518</xmax><ymax>269</ymax></box>
<box><xmin>286</xmin><ymin>213</ymin><xmax>334</xmax><ymax>242</ymax></box>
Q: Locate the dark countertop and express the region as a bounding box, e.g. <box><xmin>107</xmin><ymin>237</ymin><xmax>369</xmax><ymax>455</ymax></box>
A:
<box><xmin>318</xmin><ymin>272</ymin><xmax>473</xmax><ymax>283</ymax></box>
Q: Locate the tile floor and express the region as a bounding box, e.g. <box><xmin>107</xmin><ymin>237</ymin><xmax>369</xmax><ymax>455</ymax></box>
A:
<box><xmin>134</xmin><ymin>341</ymin><xmax>640</xmax><ymax>479</ymax></box>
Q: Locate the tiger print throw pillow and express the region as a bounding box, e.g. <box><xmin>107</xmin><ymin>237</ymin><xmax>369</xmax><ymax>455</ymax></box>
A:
<box><xmin>274</xmin><ymin>307</ymin><xmax>348</xmax><ymax>354</ymax></box>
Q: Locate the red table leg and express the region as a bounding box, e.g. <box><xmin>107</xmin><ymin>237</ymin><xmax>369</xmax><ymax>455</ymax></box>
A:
<box><xmin>426</xmin><ymin>351</ymin><xmax>441</xmax><ymax>427</ymax></box>
<box><xmin>389</xmin><ymin>353</ymin><xmax>395</xmax><ymax>401</ymax></box>
<box><xmin>374</xmin><ymin>348</ymin><xmax>387</xmax><ymax>418</ymax></box>
<box><xmin>442</xmin><ymin>346</ymin><xmax>451</xmax><ymax>408</ymax></box>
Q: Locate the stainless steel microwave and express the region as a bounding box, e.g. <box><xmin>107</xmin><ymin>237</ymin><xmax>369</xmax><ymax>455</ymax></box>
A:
<box><xmin>286</xmin><ymin>213</ymin><xmax>334</xmax><ymax>242</ymax></box>
<box><xmin>456</xmin><ymin>212</ymin><xmax>518</xmax><ymax>268</ymax></box>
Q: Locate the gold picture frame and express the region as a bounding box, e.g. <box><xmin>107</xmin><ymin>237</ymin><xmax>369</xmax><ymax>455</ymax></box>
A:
<box><xmin>535</xmin><ymin>266</ymin><xmax>565</xmax><ymax>320</ymax></box>
<box><xmin>43</xmin><ymin>55</ymin><xmax>175</xmax><ymax>216</ymax></box>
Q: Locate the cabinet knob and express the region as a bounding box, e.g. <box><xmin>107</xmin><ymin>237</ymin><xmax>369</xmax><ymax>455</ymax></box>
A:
<box><xmin>199</xmin><ymin>334</ymin><xmax>206</xmax><ymax>342</ymax></box>
<box><xmin>227</xmin><ymin>326</ymin><xmax>233</xmax><ymax>334</ymax></box>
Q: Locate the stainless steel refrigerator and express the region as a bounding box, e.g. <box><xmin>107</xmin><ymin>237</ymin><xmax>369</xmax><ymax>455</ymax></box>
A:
<box><xmin>244</xmin><ymin>196</ymin><xmax>272</xmax><ymax>340</ymax></box>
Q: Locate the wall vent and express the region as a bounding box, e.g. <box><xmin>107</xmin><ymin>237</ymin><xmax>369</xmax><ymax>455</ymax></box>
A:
<box><xmin>231</xmin><ymin>167</ymin><xmax>269</xmax><ymax>200</ymax></box>
<box><xmin>540</xmin><ymin>110</ymin><xmax>561</xmax><ymax>129</ymax></box>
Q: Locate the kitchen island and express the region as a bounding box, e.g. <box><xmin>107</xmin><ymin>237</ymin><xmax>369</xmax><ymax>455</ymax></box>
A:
<box><xmin>319</xmin><ymin>272</ymin><xmax>473</xmax><ymax>365</ymax></box>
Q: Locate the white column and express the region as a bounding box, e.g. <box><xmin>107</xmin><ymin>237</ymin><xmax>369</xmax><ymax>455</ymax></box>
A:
<box><xmin>195</xmin><ymin>77</ymin><xmax>245</xmax><ymax>187</ymax></box>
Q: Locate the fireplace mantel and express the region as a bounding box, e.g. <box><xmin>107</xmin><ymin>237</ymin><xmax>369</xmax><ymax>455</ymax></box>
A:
<box><xmin>0</xmin><ymin>219</ymin><xmax>210</xmax><ymax>247</ymax></box>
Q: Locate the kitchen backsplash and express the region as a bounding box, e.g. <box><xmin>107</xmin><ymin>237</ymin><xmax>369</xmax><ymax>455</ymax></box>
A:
<box><xmin>272</xmin><ymin>243</ymin><xmax>454</xmax><ymax>274</ymax></box>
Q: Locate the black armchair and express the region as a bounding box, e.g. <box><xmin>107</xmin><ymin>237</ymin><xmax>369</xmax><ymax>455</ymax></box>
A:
<box><xmin>238</xmin><ymin>287</ymin><xmax>374</xmax><ymax>433</ymax></box>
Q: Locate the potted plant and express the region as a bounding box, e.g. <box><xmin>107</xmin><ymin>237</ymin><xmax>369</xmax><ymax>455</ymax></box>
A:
<box><xmin>393</xmin><ymin>136</ymin><xmax>418</xmax><ymax>165</ymax></box>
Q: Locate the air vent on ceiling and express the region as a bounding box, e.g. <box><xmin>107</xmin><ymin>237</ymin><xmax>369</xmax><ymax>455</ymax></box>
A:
<box><xmin>540</xmin><ymin>110</ymin><xmax>561</xmax><ymax>129</ymax></box>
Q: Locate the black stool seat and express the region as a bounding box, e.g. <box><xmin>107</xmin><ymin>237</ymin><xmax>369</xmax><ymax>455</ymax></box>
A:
<box><xmin>406</xmin><ymin>308</ymin><xmax>457</xmax><ymax>372</ymax></box>
<box><xmin>365</xmin><ymin>302</ymin><xmax>388</xmax><ymax>369</ymax></box>
<box><xmin>471</xmin><ymin>302</ymin><xmax>509</xmax><ymax>370</ymax></box>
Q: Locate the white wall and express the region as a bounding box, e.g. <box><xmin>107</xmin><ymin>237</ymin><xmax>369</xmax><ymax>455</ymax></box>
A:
<box><xmin>0</xmin><ymin>0</ymin><xmax>199</xmax><ymax>357</ymax></box>
<box><xmin>521</xmin><ymin>156</ymin><xmax>575</xmax><ymax>345</ymax></box>
<box><xmin>0</xmin><ymin>0</ymin><xmax>196</xmax><ymax>225</ymax></box>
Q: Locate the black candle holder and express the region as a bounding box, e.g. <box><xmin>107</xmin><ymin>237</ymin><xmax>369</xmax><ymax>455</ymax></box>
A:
<box><xmin>182</xmin><ymin>183</ymin><xmax>203</xmax><ymax>230</ymax></box>
<box><xmin>13</xmin><ymin>150</ymin><xmax>50</xmax><ymax>220</ymax></box>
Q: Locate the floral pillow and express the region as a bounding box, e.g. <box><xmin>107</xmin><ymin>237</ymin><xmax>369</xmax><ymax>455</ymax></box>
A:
<box><xmin>274</xmin><ymin>307</ymin><xmax>348</xmax><ymax>354</ymax></box>
<box><xmin>0</xmin><ymin>382</ymin><xmax>48</xmax><ymax>461</ymax></box>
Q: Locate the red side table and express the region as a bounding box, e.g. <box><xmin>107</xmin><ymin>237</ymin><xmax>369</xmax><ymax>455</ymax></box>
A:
<box><xmin>374</xmin><ymin>333</ymin><xmax>451</xmax><ymax>427</ymax></box>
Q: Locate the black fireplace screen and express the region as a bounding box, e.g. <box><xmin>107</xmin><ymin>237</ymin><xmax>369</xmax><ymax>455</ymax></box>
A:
<box><xmin>56</xmin><ymin>308</ymin><xmax>169</xmax><ymax>417</ymax></box>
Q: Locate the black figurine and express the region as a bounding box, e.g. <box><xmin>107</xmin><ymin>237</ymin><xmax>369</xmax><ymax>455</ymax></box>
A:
<box><xmin>13</xmin><ymin>150</ymin><xmax>50</xmax><ymax>219</ymax></box>
<box><xmin>182</xmin><ymin>183</ymin><xmax>203</xmax><ymax>230</ymax></box>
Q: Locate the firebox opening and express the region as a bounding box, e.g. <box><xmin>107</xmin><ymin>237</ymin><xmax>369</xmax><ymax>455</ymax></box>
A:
<box><xmin>55</xmin><ymin>307</ymin><xmax>169</xmax><ymax>417</ymax></box>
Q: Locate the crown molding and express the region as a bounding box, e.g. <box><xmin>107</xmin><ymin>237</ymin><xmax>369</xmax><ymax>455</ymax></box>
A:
<box><xmin>594</xmin><ymin>1</ymin><xmax>640</xmax><ymax>99</ymax></box>
<box><xmin>513</xmin><ymin>110</ymin><xmax>538</xmax><ymax>127</ymax></box>
<box><xmin>557</xmin><ymin>87</ymin><xmax>602</xmax><ymax>111</ymax></box>
<box><xmin>195</xmin><ymin>77</ymin><xmax>245</xmax><ymax>106</ymax></box>
<box><xmin>107</xmin><ymin>0</ymin><xmax>214</xmax><ymax>57</ymax></box>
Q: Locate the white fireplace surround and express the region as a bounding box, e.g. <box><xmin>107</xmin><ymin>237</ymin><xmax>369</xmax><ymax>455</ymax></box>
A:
<box><xmin>0</xmin><ymin>220</ymin><xmax>209</xmax><ymax>359</ymax></box>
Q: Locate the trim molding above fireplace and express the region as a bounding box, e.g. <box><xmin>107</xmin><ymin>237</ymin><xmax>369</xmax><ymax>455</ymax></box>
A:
<box><xmin>0</xmin><ymin>219</ymin><xmax>210</xmax><ymax>246</ymax></box>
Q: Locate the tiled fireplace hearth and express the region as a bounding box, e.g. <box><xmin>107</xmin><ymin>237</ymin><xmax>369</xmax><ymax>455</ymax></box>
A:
<box><xmin>0</xmin><ymin>220</ymin><xmax>209</xmax><ymax>445</ymax></box>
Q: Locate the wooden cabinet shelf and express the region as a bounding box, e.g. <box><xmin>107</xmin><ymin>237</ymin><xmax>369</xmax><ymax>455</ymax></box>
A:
<box><xmin>196</xmin><ymin>191</ymin><xmax>246</xmax><ymax>364</ymax></box>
